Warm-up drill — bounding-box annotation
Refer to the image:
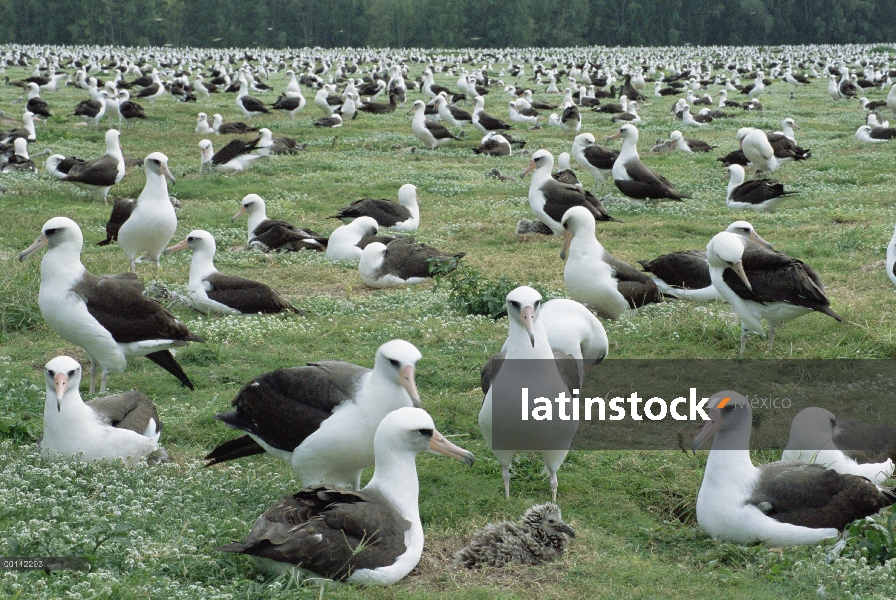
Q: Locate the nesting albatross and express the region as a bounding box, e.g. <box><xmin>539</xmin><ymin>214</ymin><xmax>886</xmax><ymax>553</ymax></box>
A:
<box><xmin>232</xmin><ymin>194</ymin><xmax>326</xmax><ymax>252</ymax></box>
<box><xmin>609</xmin><ymin>124</ymin><xmax>690</xmax><ymax>201</ymax></box>
<box><xmin>359</xmin><ymin>237</ymin><xmax>464</xmax><ymax>288</ymax></box>
<box><xmin>329</xmin><ymin>184</ymin><xmax>420</xmax><ymax>232</ymax></box>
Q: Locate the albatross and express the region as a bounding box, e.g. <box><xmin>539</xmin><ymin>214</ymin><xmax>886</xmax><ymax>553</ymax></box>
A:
<box><xmin>199</xmin><ymin>138</ymin><xmax>262</xmax><ymax>173</ymax></box>
<box><xmin>693</xmin><ymin>392</ymin><xmax>893</xmax><ymax>546</ymax></box>
<box><xmin>359</xmin><ymin>238</ymin><xmax>464</xmax><ymax>289</ymax></box>
<box><xmin>233</xmin><ymin>194</ymin><xmax>326</xmax><ymax>252</ymax></box>
<box><xmin>218</xmin><ymin>407</ymin><xmax>474</xmax><ymax>583</ymax></box>
<box><xmin>59</xmin><ymin>128</ymin><xmax>125</xmax><ymax>202</ymax></box>
<box><xmin>329</xmin><ymin>184</ymin><xmax>420</xmax><ymax>232</ymax></box>
<box><xmin>325</xmin><ymin>217</ymin><xmax>396</xmax><ymax>262</ymax></box>
<box><xmin>410</xmin><ymin>100</ymin><xmax>459</xmax><ymax>150</ymax></box>
<box><xmin>18</xmin><ymin>217</ymin><xmax>203</xmax><ymax>393</ymax></box>
<box><xmin>117</xmin><ymin>152</ymin><xmax>177</xmax><ymax>272</ymax></box>
<box><xmin>204</xmin><ymin>339</ymin><xmax>424</xmax><ymax>489</ymax></box>
<box><xmin>725</xmin><ymin>164</ymin><xmax>798</xmax><ymax>212</ymax></box>
<box><xmin>571</xmin><ymin>133</ymin><xmax>618</xmax><ymax>188</ymax></box>
<box><xmin>706</xmin><ymin>230</ymin><xmax>843</xmax><ymax>354</ymax></box>
<box><xmin>40</xmin><ymin>355</ymin><xmax>162</xmax><ymax>466</ymax></box>
<box><xmin>522</xmin><ymin>149</ymin><xmax>619</xmax><ymax>236</ymax></box>
<box><xmin>609</xmin><ymin>124</ymin><xmax>690</xmax><ymax>201</ymax></box>
<box><xmin>164</xmin><ymin>230</ymin><xmax>299</xmax><ymax>315</ymax></box>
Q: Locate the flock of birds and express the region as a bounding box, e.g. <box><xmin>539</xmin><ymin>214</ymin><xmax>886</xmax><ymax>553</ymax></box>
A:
<box><xmin>3</xmin><ymin>41</ymin><xmax>896</xmax><ymax>586</ymax></box>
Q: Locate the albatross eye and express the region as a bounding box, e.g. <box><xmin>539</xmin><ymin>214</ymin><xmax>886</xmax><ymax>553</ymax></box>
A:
<box><xmin>388</xmin><ymin>358</ymin><xmax>400</xmax><ymax>368</ymax></box>
<box><xmin>417</xmin><ymin>428</ymin><xmax>433</xmax><ymax>437</ymax></box>
<box><xmin>45</xmin><ymin>228</ymin><xmax>58</xmax><ymax>236</ymax></box>
<box><xmin>47</xmin><ymin>369</ymin><xmax>55</xmax><ymax>376</ymax></box>
<box><xmin>509</xmin><ymin>300</ymin><xmax>520</xmax><ymax>310</ymax></box>
<box><xmin>68</xmin><ymin>369</ymin><xmax>76</xmax><ymax>377</ymax></box>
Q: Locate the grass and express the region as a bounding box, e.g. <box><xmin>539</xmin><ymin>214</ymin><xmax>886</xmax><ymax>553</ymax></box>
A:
<box><xmin>1</xmin><ymin>45</ymin><xmax>896</xmax><ymax>599</ymax></box>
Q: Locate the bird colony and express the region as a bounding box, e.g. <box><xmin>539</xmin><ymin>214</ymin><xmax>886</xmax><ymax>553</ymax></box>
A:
<box><xmin>1</xmin><ymin>40</ymin><xmax>896</xmax><ymax>598</ymax></box>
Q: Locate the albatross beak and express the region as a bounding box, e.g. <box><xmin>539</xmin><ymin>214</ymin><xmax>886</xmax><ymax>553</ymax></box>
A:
<box><xmin>18</xmin><ymin>233</ymin><xmax>49</xmax><ymax>262</ymax></box>
<box><xmin>520</xmin><ymin>160</ymin><xmax>537</xmax><ymax>178</ymax></box>
<box><xmin>163</xmin><ymin>238</ymin><xmax>189</xmax><ymax>254</ymax></box>
<box><xmin>161</xmin><ymin>162</ymin><xmax>176</xmax><ymax>185</ymax></box>
<box><xmin>399</xmin><ymin>364</ymin><xmax>421</xmax><ymax>407</ymax></box>
<box><xmin>429</xmin><ymin>429</ymin><xmax>475</xmax><ymax>466</ymax></box>
<box><xmin>607</xmin><ymin>131</ymin><xmax>621</xmax><ymax>141</ymax></box>
<box><xmin>729</xmin><ymin>260</ymin><xmax>752</xmax><ymax>291</ymax></box>
<box><xmin>748</xmin><ymin>230</ymin><xmax>773</xmax><ymax>249</ymax></box>
<box><xmin>692</xmin><ymin>408</ymin><xmax>722</xmax><ymax>453</ymax></box>
<box><xmin>520</xmin><ymin>305</ymin><xmax>536</xmax><ymax>347</ymax></box>
<box><xmin>556</xmin><ymin>522</ymin><xmax>577</xmax><ymax>537</ymax></box>
<box><xmin>560</xmin><ymin>229</ymin><xmax>573</xmax><ymax>260</ymax></box>
<box><xmin>232</xmin><ymin>206</ymin><xmax>247</xmax><ymax>222</ymax></box>
<box><xmin>54</xmin><ymin>372</ymin><xmax>68</xmax><ymax>411</ymax></box>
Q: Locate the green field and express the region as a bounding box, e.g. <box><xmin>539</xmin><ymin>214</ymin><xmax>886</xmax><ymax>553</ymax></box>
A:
<box><xmin>1</xmin><ymin>48</ymin><xmax>895</xmax><ymax>599</ymax></box>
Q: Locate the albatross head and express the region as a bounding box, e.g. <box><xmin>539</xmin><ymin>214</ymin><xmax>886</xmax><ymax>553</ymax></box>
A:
<box><xmin>233</xmin><ymin>193</ymin><xmax>265</xmax><ymax>222</ymax></box>
<box><xmin>375</xmin><ymin>407</ymin><xmax>475</xmax><ymax>465</ymax></box>
<box><xmin>691</xmin><ymin>391</ymin><xmax>750</xmax><ymax>453</ymax></box>
<box><xmin>164</xmin><ymin>229</ymin><xmax>215</xmax><ymax>257</ymax></box>
<box><xmin>559</xmin><ymin>206</ymin><xmax>596</xmax><ymax>260</ymax></box>
<box><xmin>374</xmin><ymin>339</ymin><xmax>423</xmax><ymax>406</ymax></box>
<box><xmin>573</xmin><ymin>132</ymin><xmax>596</xmax><ymax>149</ymax></box>
<box><xmin>726</xmin><ymin>221</ymin><xmax>773</xmax><ymax>249</ymax></box>
<box><xmin>398</xmin><ymin>183</ymin><xmax>420</xmax><ymax>207</ymax></box>
<box><xmin>521</xmin><ymin>149</ymin><xmax>553</xmax><ymax>178</ymax></box>
<box><xmin>18</xmin><ymin>216</ymin><xmax>82</xmax><ymax>262</ymax></box>
<box><xmin>144</xmin><ymin>151</ymin><xmax>175</xmax><ymax>183</ymax></box>
<box><xmin>607</xmin><ymin>123</ymin><xmax>638</xmax><ymax>143</ymax></box>
<box><xmin>505</xmin><ymin>286</ymin><xmax>543</xmax><ymax>347</ymax></box>
<box><xmin>706</xmin><ymin>231</ymin><xmax>752</xmax><ymax>291</ymax></box>
<box><xmin>44</xmin><ymin>356</ymin><xmax>81</xmax><ymax>412</ymax></box>
<box><xmin>198</xmin><ymin>140</ymin><xmax>214</xmax><ymax>164</ymax></box>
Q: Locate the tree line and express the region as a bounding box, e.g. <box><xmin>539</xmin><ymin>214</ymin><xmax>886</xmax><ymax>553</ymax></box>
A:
<box><xmin>1</xmin><ymin>0</ymin><xmax>893</xmax><ymax>50</ymax></box>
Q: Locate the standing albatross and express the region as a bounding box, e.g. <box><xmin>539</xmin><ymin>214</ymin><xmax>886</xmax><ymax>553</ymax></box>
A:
<box><xmin>218</xmin><ymin>407</ymin><xmax>474</xmax><ymax>583</ymax></box>
<box><xmin>410</xmin><ymin>100</ymin><xmax>459</xmax><ymax>150</ymax></box>
<box><xmin>18</xmin><ymin>217</ymin><xmax>203</xmax><ymax>393</ymax></box>
<box><xmin>40</xmin><ymin>355</ymin><xmax>162</xmax><ymax>466</ymax></box>
<box><xmin>117</xmin><ymin>152</ymin><xmax>177</xmax><ymax>272</ymax></box>
<box><xmin>522</xmin><ymin>149</ymin><xmax>619</xmax><ymax>236</ymax></box>
<box><xmin>706</xmin><ymin>230</ymin><xmax>843</xmax><ymax>354</ymax></box>
<box><xmin>164</xmin><ymin>230</ymin><xmax>299</xmax><ymax>315</ymax></box>
<box><xmin>204</xmin><ymin>339</ymin><xmax>424</xmax><ymax>490</ymax></box>
<box><xmin>693</xmin><ymin>392</ymin><xmax>893</xmax><ymax>546</ymax></box>
<box><xmin>609</xmin><ymin>124</ymin><xmax>690</xmax><ymax>201</ymax></box>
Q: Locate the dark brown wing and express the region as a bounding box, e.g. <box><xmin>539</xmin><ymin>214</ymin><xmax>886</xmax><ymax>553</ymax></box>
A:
<box><xmin>218</xmin><ymin>485</ymin><xmax>409</xmax><ymax>580</ymax></box>
<box><xmin>637</xmin><ymin>250</ymin><xmax>711</xmax><ymax>289</ymax></box>
<box><xmin>604</xmin><ymin>252</ymin><xmax>662</xmax><ymax>308</ymax></box>
<box><xmin>750</xmin><ymin>461</ymin><xmax>893</xmax><ymax>531</ymax></box>
<box><xmin>615</xmin><ymin>160</ymin><xmax>690</xmax><ymax>200</ymax></box>
<box><xmin>63</xmin><ymin>155</ymin><xmax>119</xmax><ymax>186</ymax></box>
<box><xmin>240</xmin><ymin>95</ymin><xmax>269</xmax><ymax>113</ymax></box>
<box><xmin>832</xmin><ymin>417</ymin><xmax>896</xmax><ymax>464</ymax></box>
<box><xmin>204</xmin><ymin>273</ymin><xmax>296</xmax><ymax>314</ymax></box>
<box><xmin>425</xmin><ymin>120</ymin><xmax>459</xmax><ymax>141</ymax></box>
<box><xmin>377</xmin><ymin>238</ymin><xmax>464</xmax><ymax>280</ymax></box>
<box><xmin>209</xmin><ymin>361</ymin><xmax>369</xmax><ymax>454</ymax></box>
<box><xmin>717</xmin><ymin>149</ymin><xmax>750</xmax><ymax>167</ymax></box>
<box><xmin>97</xmin><ymin>198</ymin><xmax>136</xmax><ymax>246</ymax></box>
<box><xmin>357</xmin><ymin>235</ymin><xmax>397</xmax><ymax>249</ymax></box>
<box><xmin>583</xmin><ymin>144</ymin><xmax>618</xmax><ymax>170</ymax></box>
<box><xmin>331</xmin><ymin>199</ymin><xmax>410</xmax><ymax>227</ymax></box>
<box><xmin>251</xmin><ymin>220</ymin><xmax>326</xmax><ymax>251</ymax></box>
<box><xmin>476</xmin><ymin>111</ymin><xmax>511</xmax><ymax>130</ymax></box>
<box><xmin>552</xmin><ymin>169</ymin><xmax>580</xmax><ymax>186</ymax></box>
<box><xmin>212</xmin><ymin>139</ymin><xmax>254</xmax><ymax>165</ymax></box>
<box><xmin>218</xmin><ymin>122</ymin><xmax>259</xmax><ymax>134</ymax></box>
<box><xmin>731</xmin><ymin>179</ymin><xmax>796</xmax><ymax>205</ymax></box>
<box><xmin>74</xmin><ymin>272</ymin><xmax>203</xmax><ymax>344</ymax></box>
<box><xmin>86</xmin><ymin>390</ymin><xmax>160</xmax><ymax>434</ymax></box>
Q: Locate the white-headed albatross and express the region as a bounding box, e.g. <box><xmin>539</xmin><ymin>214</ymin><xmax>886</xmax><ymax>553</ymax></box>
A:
<box><xmin>233</xmin><ymin>194</ymin><xmax>327</xmax><ymax>252</ymax></box>
<box><xmin>359</xmin><ymin>237</ymin><xmax>464</xmax><ymax>289</ymax></box>
<box><xmin>706</xmin><ymin>231</ymin><xmax>843</xmax><ymax>354</ymax></box>
<box><xmin>410</xmin><ymin>100</ymin><xmax>459</xmax><ymax>150</ymax></box>
<box><xmin>560</xmin><ymin>207</ymin><xmax>661</xmax><ymax>319</ymax></box>
<box><xmin>783</xmin><ymin>407</ymin><xmax>895</xmax><ymax>484</ymax></box>
<box><xmin>522</xmin><ymin>149</ymin><xmax>619</xmax><ymax>236</ymax></box>
<box><xmin>693</xmin><ymin>393</ymin><xmax>894</xmax><ymax>546</ymax></box>
<box><xmin>726</xmin><ymin>164</ymin><xmax>798</xmax><ymax>212</ymax></box>
<box><xmin>329</xmin><ymin>184</ymin><xmax>420</xmax><ymax>232</ymax></box>
<box><xmin>325</xmin><ymin>217</ymin><xmax>397</xmax><ymax>263</ymax></box>
<box><xmin>204</xmin><ymin>339</ymin><xmax>425</xmax><ymax>489</ymax></box>
<box><xmin>638</xmin><ymin>221</ymin><xmax>771</xmax><ymax>302</ymax></box>
<box><xmin>40</xmin><ymin>355</ymin><xmax>162</xmax><ymax>466</ymax></box>
<box><xmin>199</xmin><ymin>138</ymin><xmax>262</xmax><ymax>174</ymax></box>
<box><xmin>18</xmin><ymin>217</ymin><xmax>203</xmax><ymax>393</ymax></box>
<box><xmin>479</xmin><ymin>286</ymin><xmax>578</xmax><ymax>500</ymax></box>
<box><xmin>117</xmin><ymin>152</ymin><xmax>177</xmax><ymax>272</ymax></box>
<box><xmin>218</xmin><ymin>407</ymin><xmax>474</xmax><ymax>583</ymax></box>
<box><xmin>164</xmin><ymin>230</ymin><xmax>299</xmax><ymax>315</ymax></box>
<box><xmin>571</xmin><ymin>132</ymin><xmax>618</xmax><ymax>188</ymax></box>
<box><xmin>609</xmin><ymin>124</ymin><xmax>690</xmax><ymax>201</ymax></box>
<box><xmin>472</xmin><ymin>131</ymin><xmax>512</xmax><ymax>156</ymax></box>
<box><xmin>59</xmin><ymin>128</ymin><xmax>125</xmax><ymax>202</ymax></box>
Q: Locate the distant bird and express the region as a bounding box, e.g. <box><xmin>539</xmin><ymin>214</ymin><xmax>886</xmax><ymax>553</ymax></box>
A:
<box><xmin>717</xmin><ymin>148</ymin><xmax>750</xmax><ymax>167</ymax></box>
<box><xmin>117</xmin><ymin>90</ymin><xmax>146</xmax><ymax>128</ymax></box>
<box><xmin>45</xmin><ymin>154</ymin><xmax>85</xmax><ymax>179</ymax></box>
<box><xmin>164</xmin><ymin>230</ymin><xmax>299</xmax><ymax>315</ymax></box>
<box><xmin>1</xmin><ymin>138</ymin><xmax>35</xmax><ymax>171</ymax></box>
<box><xmin>706</xmin><ymin>230</ymin><xmax>843</xmax><ymax>354</ymax></box>
<box><xmin>436</xmin><ymin>94</ymin><xmax>473</xmax><ymax>128</ymax></box>
<box><xmin>271</xmin><ymin>92</ymin><xmax>305</xmax><ymax>119</ymax></box>
<box><xmin>888</xmin><ymin>224</ymin><xmax>896</xmax><ymax>289</ymax></box>
<box><xmin>473</xmin><ymin>131</ymin><xmax>512</xmax><ymax>156</ymax></box>
<box><xmin>693</xmin><ymin>393</ymin><xmax>894</xmax><ymax>546</ymax></box>
<box><xmin>25</xmin><ymin>83</ymin><xmax>50</xmax><ymax>117</ymax></box>
<box><xmin>359</xmin><ymin>237</ymin><xmax>464</xmax><ymax>288</ymax></box>
<box><xmin>218</xmin><ymin>407</ymin><xmax>474</xmax><ymax>583</ymax></box>
<box><xmin>233</xmin><ymin>194</ymin><xmax>326</xmax><ymax>252</ymax></box>
<box><xmin>255</xmin><ymin>128</ymin><xmax>303</xmax><ymax>156</ymax></box>
<box><xmin>59</xmin><ymin>128</ymin><xmax>125</xmax><ymax>201</ymax></box>
<box><xmin>561</xmin><ymin>206</ymin><xmax>661</xmax><ymax>319</ymax></box>
<box><xmin>326</xmin><ymin>217</ymin><xmax>397</xmax><ymax>262</ymax></box>
<box><xmin>18</xmin><ymin>217</ymin><xmax>203</xmax><ymax>393</ymax></box>
<box><xmin>313</xmin><ymin>84</ymin><xmax>342</xmax><ymax>114</ymax></box>
<box><xmin>472</xmin><ymin>95</ymin><xmax>512</xmax><ymax>134</ymax></box>
<box><xmin>571</xmin><ymin>132</ymin><xmax>618</xmax><ymax>188</ymax></box>
<box><xmin>212</xmin><ymin>114</ymin><xmax>259</xmax><ymax>135</ymax></box>
<box><xmin>453</xmin><ymin>503</ymin><xmax>575</xmax><ymax>568</ymax></box>
<box><xmin>552</xmin><ymin>152</ymin><xmax>580</xmax><ymax>186</ymax></box>
<box><xmin>199</xmin><ymin>138</ymin><xmax>262</xmax><ymax>173</ymax></box>
<box><xmin>522</xmin><ymin>149</ymin><xmax>619</xmax><ymax>236</ymax></box>
<box><xmin>40</xmin><ymin>356</ymin><xmax>162</xmax><ymax>466</ymax></box>
<box><xmin>236</xmin><ymin>75</ymin><xmax>269</xmax><ymax>119</ymax></box>
<box><xmin>783</xmin><ymin>407</ymin><xmax>895</xmax><ymax>484</ymax></box>
<box><xmin>410</xmin><ymin>100</ymin><xmax>459</xmax><ymax>149</ymax></box>
<box><xmin>725</xmin><ymin>164</ymin><xmax>797</xmax><ymax>212</ymax></box>
<box><xmin>313</xmin><ymin>113</ymin><xmax>343</xmax><ymax>128</ymax></box>
<box><xmin>669</xmin><ymin>130</ymin><xmax>716</xmax><ymax>153</ymax></box>
<box><xmin>196</xmin><ymin>112</ymin><xmax>213</xmax><ymax>134</ymax></box>
<box><xmin>559</xmin><ymin>104</ymin><xmax>581</xmax><ymax>134</ymax></box>
<box><xmin>117</xmin><ymin>153</ymin><xmax>178</xmax><ymax>272</ymax></box>
<box><xmin>609</xmin><ymin>124</ymin><xmax>690</xmax><ymax>201</ymax></box>
<box><xmin>737</xmin><ymin>128</ymin><xmax>804</xmax><ymax>174</ymax></box>
<box><xmin>330</xmin><ymin>184</ymin><xmax>420</xmax><ymax>231</ymax></box>
<box><xmin>0</xmin><ymin>111</ymin><xmax>38</xmax><ymax>144</ymax></box>
<box><xmin>855</xmin><ymin>125</ymin><xmax>896</xmax><ymax>142</ymax></box>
